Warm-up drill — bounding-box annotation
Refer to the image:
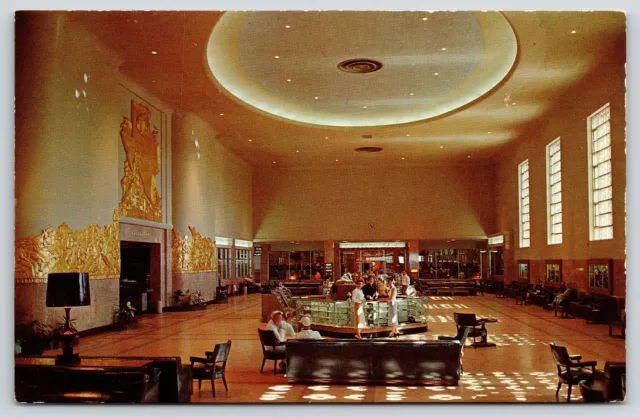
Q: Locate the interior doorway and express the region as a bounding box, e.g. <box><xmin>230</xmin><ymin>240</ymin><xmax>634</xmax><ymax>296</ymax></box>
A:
<box><xmin>120</xmin><ymin>241</ymin><xmax>156</xmax><ymax>312</ymax></box>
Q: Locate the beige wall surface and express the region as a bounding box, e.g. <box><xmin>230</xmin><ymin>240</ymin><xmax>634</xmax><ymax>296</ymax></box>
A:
<box><xmin>172</xmin><ymin>112</ymin><xmax>253</xmax><ymax>241</ymax></box>
<box><xmin>15</xmin><ymin>13</ymin><xmax>123</xmax><ymax>238</ymax></box>
<box><xmin>253</xmin><ymin>163</ymin><xmax>496</xmax><ymax>242</ymax></box>
<box><xmin>493</xmin><ymin>45</ymin><xmax>626</xmax><ymax>295</ymax></box>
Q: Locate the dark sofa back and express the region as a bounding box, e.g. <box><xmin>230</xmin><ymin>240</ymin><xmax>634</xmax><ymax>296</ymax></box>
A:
<box><xmin>285</xmin><ymin>339</ymin><xmax>462</xmax><ymax>385</ymax></box>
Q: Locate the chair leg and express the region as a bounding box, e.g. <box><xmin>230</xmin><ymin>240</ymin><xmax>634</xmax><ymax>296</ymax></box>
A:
<box><xmin>222</xmin><ymin>375</ymin><xmax>228</xmax><ymax>391</ymax></box>
<box><xmin>211</xmin><ymin>379</ymin><xmax>215</xmax><ymax>398</ymax></box>
<box><xmin>261</xmin><ymin>357</ymin><xmax>266</xmax><ymax>373</ymax></box>
<box><xmin>567</xmin><ymin>384</ymin><xmax>572</xmax><ymax>402</ymax></box>
<box><xmin>198</xmin><ymin>379</ymin><xmax>202</xmax><ymax>392</ymax></box>
<box><xmin>556</xmin><ymin>381</ymin><xmax>562</xmax><ymax>397</ymax></box>
<box><xmin>273</xmin><ymin>360</ymin><xmax>277</xmax><ymax>375</ymax></box>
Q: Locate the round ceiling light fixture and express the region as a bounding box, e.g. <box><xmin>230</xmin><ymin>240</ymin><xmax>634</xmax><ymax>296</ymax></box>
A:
<box><xmin>337</xmin><ymin>58</ymin><xmax>383</xmax><ymax>74</ymax></box>
<box><xmin>354</xmin><ymin>146</ymin><xmax>383</xmax><ymax>153</ymax></box>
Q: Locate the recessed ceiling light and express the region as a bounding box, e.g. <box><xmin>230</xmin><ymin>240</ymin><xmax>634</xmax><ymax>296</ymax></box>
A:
<box><xmin>274</xmin><ymin>55</ymin><xmax>280</xmax><ymax>59</ymax></box>
<box><xmin>335</xmin><ymin>159</ymin><xmax>339</xmax><ymax>162</ymax></box>
<box><xmin>468</xmin><ymin>155</ymin><xmax>471</xmax><ymax>158</ymax></box>
<box><xmin>401</xmin><ymin>157</ymin><xmax>406</xmax><ymax>160</ymax></box>
<box><xmin>441</xmin><ymin>47</ymin><xmax>447</xmax><ymax>51</ymax></box>
<box><xmin>248</xmin><ymin>139</ymin><xmax>253</xmax><ymax>142</ymax></box>
<box><xmin>406</xmin><ymin>134</ymin><xmax>410</xmax><ymax>137</ymax></box>
<box><xmin>409</xmin><ymin>93</ymin><xmax>414</xmax><ymax>96</ymax></box>
<box><xmin>363</xmin><ymin>106</ymin><xmax>368</xmax><ymax>109</ymax></box>
<box><xmin>296</xmin><ymin>150</ymin><xmax>300</xmax><ymax>153</ymax></box>
<box><xmin>151</xmin><ymin>50</ymin><xmax>158</xmax><ymax>55</ymax></box>
<box><xmin>571</xmin><ymin>30</ymin><xmax>577</xmax><ymax>34</ymax></box>
<box><xmin>422</xmin><ymin>17</ymin><xmax>428</xmax><ymax>21</ymax></box>
<box><xmin>314</xmin><ymin>96</ymin><xmax>319</xmax><ymax>100</ymax></box>
<box><xmin>512</xmin><ymin>102</ymin><xmax>516</xmax><ymax>105</ymax></box>
<box><xmin>272</xmin><ymin>161</ymin><xmax>276</xmax><ymax>164</ymax></box>
<box><xmin>325</xmin><ymin>136</ymin><xmax>329</xmax><ymax>139</ymax></box>
<box><xmin>440</xmin><ymin>145</ymin><xmax>444</xmax><ymax>149</ymax></box>
<box><xmin>488</xmin><ymin>131</ymin><xmax>492</xmax><ymax>134</ymax></box>
<box><xmin>285</xmin><ymin>25</ymin><xmax>291</xmax><ymax>29</ymax></box>
<box><xmin>219</xmin><ymin>113</ymin><xmax>224</xmax><ymax>116</ymax></box>
<box><xmin>434</xmin><ymin>72</ymin><xmax>439</xmax><ymax>76</ymax></box>
<box><xmin>286</xmin><ymin>79</ymin><xmax>292</xmax><ymax>82</ymax></box>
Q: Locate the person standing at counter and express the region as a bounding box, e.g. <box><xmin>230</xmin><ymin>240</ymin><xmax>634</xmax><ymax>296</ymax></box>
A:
<box><xmin>362</xmin><ymin>276</ymin><xmax>378</xmax><ymax>300</ymax></box>
<box><xmin>352</xmin><ymin>279</ymin><xmax>366</xmax><ymax>339</ymax></box>
<box><xmin>387</xmin><ymin>277</ymin><xmax>399</xmax><ymax>337</ymax></box>
<box><xmin>400</xmin><ymin>271</ymin><xmax>411</xmax><ymax>295</ymax></box>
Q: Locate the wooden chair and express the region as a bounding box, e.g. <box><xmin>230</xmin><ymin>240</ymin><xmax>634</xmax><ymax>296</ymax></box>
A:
<box><xmin>549</xmin><ymin>342</ymin><xmax>596</xmax><ymax>402</ymax></box>
<box><xmin>258</xmin><ymin>329</ymin><xmax>286</xmax><ymax>375</ymax></box>
<box><xmin>190</xmin><ymin>340</ymin><xmax>231</xmax><ymax>398</ymax></box>
<box><xmin>454</xmin><ymin>313</ymin><xmax>497</xmax><ymax>348</ymax></box>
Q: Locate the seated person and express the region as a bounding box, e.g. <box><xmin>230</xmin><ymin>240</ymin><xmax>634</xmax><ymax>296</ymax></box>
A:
<box><xmin>266</xmin><ymin>310</ymin><xmax>287</xmax><ymax>344</ymax></box>
<box><xmin>281</xmin><ymin>308</ymin><xmax>297</xmax><ymax>339</ymax></box>
<box><xmin>551</xmin><ymin>285</ymin><xmax>574</xmax><ymax>308</ymax></box>
<box><xmin>314</xmin><ymin>272</ymin><xmax>322</xmax><ymax>280</ymax></box>
<box><xmin>295</xmin><ymin>315</ymin><xmax>322</xmax><ymax>339</ymax></box>
<box><xmin>362</xmin><ymin>276</ymin><xmax>378</xmax><ymax>300</ymax></box>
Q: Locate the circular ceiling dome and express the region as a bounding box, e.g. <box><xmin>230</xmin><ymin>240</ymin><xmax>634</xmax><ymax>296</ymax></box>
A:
<box><xmin>207</xmin><ymin>11</ymin><xmax>517</xmax><ymax>127</ymax></box>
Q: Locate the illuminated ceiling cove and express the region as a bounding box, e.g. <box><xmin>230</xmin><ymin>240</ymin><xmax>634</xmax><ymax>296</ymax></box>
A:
<box><xmin>206</xmin><ymin>11</ymin><xmax>518</xmax><ymax>127</ymax></box>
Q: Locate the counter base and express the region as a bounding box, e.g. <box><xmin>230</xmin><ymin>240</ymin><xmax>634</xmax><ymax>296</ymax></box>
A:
<box><xmin>314</xmin><ymin>322</ymin><xmax>427</xmax><ymax>338</ymax></box>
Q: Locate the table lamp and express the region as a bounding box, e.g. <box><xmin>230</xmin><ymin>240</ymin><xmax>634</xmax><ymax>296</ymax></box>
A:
<box><xmin>46</xmin><ymin>272</ymin><xmax>91</xmax><ymax>365</ymax></box>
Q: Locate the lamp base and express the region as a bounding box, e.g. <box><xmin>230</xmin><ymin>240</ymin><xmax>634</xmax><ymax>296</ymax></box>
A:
<box><xmin>55</xmin><ymin>352</ymin><xmax>81</xmax><ymax>365</ymax></box>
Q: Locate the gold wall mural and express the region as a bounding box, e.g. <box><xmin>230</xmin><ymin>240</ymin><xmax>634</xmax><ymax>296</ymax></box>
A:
<box><xmin>15</xmin><ymin>210</ymin><xmax>121</xmax><ymax>283</ymax></box>
<box><xmin>118</xmin><ymin>100</ymin><xmax>162</xmax><ymax>222</ymax></box>
<box><xmin>172</xmin><ymin>226</ymin><xmax>217</xmax><ymax>274</ymax></box>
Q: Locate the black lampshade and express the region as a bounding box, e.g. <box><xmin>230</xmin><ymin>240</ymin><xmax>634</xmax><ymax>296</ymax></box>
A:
<box><xmin>46</xmin><ymin>273</ymin><xmax>91</xmax><ymax>307</ymax></box>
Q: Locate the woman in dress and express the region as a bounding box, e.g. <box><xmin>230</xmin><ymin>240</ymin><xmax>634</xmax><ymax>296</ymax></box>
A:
<box><xmin>352</xmin><ymin>279</ymin><xmax>366</xmax><ymax>339</ymax></box>
<box><xmin>387</xmin><ymin>277</ymin><xmax>399</xmax><ymax>337</ymax></box>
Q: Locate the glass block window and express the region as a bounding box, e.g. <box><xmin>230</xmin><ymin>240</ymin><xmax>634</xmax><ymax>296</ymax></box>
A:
<box><xmin>546</xmin><ymin>138</ymin><xmax>562</xmax><ymax>245</ymax></box>
<box><xmin>588</xmin><ymin>104</ymin><xmax>613</xmax><ymax>241</ymax></box>
<box><xmin>518</xmin><ymin>160</ymin><xmax>530</xmax><ymax>248</ymax></box>
<box><xmin>235</xmin><ymin>248</ymin><xmax>252</xmax><ymax>278</ymax></box>
<box><xmin>217</xmin><ymin>247</ymin><xmax>233</xmax><ymax>284</ymax></box>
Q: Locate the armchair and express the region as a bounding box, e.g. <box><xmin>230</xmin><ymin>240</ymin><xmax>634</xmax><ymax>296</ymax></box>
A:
<box><xmin>549</xmin><ymin>342</ymin><xmax>596</xmax><ymax>402</ymax></box>
<box><xmin>454</xmin><ymin>313</ymin><xmax>497</xmax><ymax>348</ymax></box>
<box><xmin>438</xmin><ymin>327</ymin><xmax>470</xmax><ymax>373</ymax></box>
<box><xmin>258</xmin><ymin>328</ymin><xmax>286</xmax><ymax>375</ymax></box>
<box><xmin>190</xmin><ymin>340</ymin><xmax>232</xmax><ymax>398</ymax></box>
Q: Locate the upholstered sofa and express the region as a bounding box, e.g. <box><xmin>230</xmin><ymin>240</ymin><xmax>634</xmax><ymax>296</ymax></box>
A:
<box><xmin>285</xmin><ymin>339</ymin><xmax>464</xmax><ymax>385</ymax></box>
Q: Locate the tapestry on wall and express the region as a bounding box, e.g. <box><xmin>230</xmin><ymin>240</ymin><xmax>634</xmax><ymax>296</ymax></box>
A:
<box><xmin>118</xmin><ymin>100</ymin><xmax>162</xmax><ymax>223</ymax></box>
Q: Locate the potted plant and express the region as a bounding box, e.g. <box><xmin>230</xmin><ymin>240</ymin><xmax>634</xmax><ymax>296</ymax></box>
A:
<box><xmin>173</xmin><ymin>289</ymin><xmax>207</xmax><ymax>311</ymax></box>
<box><xmin>113</xmin><ymin>301</ymin><xmax>138</xmax><ymax>330</ymax></box>
<box><xmin>15</xmin><ymin>320</ymin><xmax>56</xmax><ymax>355</ymax></box>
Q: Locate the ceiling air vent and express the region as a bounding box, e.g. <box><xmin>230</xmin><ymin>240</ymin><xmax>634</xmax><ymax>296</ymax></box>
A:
<box><xmin>337</xmin><ymin>59</ymin><xmax>383</xmax><ymax>74</ymax></box>
<box><xmin>355</xmin><ymin>147</ymin><xmax>383</xmax><ymax>153</ymax></box>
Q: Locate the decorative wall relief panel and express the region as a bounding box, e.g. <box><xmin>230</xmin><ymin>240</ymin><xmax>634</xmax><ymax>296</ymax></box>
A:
<box><xmin>172</xmin><ymin>226</ymin><xmax>217</xmax><ymax>274</ymax></box>
<box><xmin>15</xmin><ymin>210</ymin><xmax>121</xmax><ymax>283</ymax></box>
<box><xmin>118</xmin><ymin>100</ymin><xmax>162</xmax><ymax>222</ymax></box>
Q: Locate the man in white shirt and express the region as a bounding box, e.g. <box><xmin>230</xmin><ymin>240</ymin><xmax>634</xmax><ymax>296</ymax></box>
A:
<box><xmin>280</xmin><ymin>308</ymin><xmax>297</xmax><ymax>339</ymax></box>
<box><xmin>266</xmin><ymin>310</ymin><xmax>287</xmax><ymax>344</ymax></box>
<box><xmin>401</xmin><ymin>271</ymin><xmax>411</xmax><ymax>294</ymax></box>
<box><xmin>295</xmin><ymin>315</ymin><xmax>322</xmax><ymax>339</ymax></box>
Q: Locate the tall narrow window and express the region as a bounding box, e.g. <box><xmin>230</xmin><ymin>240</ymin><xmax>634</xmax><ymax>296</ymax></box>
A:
<box><xmin>546</xmin><ymin>138</ymin><xmax>562</xmax><ymax>244</ymax></box>
<box><xmin>587</xmin><ymin>103</ymin><xmax>613</xmax><ymax>241</ymax></box>
<box><xmin>518</xmin><ymin>160</ymin><xmax>530</xmax><ymax>248</ymax></box>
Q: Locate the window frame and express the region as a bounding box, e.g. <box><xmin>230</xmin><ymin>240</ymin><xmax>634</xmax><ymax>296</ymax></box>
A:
<box><xmin>518</xmin><ymin>159</ymin><xmax>531</xmax><ymax>248</ymax></box>
<box><xmin>546</xmin><ymin>137</ymin><xmax>563</xmax><ymax>245</ymax></box>
<box><xmin>587</xmin><ymin>103</ymin><xmax>613</xmax><ymax>241</ymax></box>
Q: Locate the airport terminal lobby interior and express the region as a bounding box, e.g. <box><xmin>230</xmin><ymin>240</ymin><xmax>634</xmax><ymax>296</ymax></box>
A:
<box><xmin>14</xmin><ymin>10</ymin><xmax>627</xmax><ymax>404</ymax></box>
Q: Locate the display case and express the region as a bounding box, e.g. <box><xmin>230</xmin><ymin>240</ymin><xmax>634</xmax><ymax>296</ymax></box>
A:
<box><xmin>292</xmin><ymin>296</ymin><xmax>429</xmax><ymax>328</ymax></box>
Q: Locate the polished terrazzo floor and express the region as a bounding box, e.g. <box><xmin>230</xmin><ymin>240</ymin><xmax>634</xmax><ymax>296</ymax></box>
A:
<box><xmin>49</xmin><ymin>293</ymin><xmax>626</xmax><ymax>403</ymax></box>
